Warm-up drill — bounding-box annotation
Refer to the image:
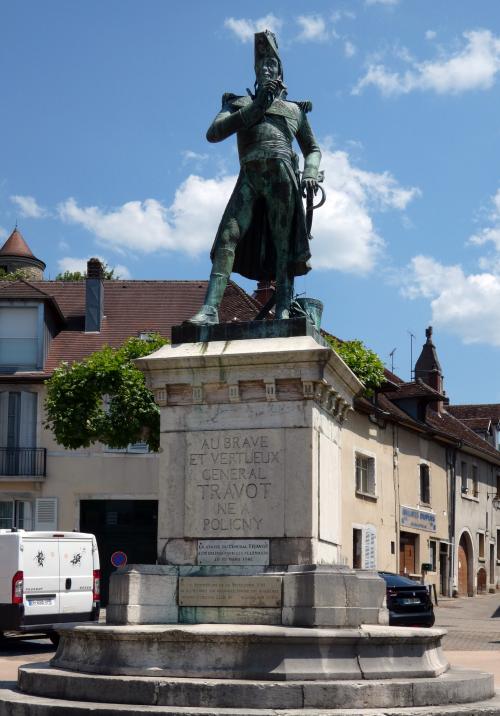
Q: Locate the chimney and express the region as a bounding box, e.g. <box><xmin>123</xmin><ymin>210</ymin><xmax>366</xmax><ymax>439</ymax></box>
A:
<box><xmin>85</xmin><ymin>258</ymin><xmax>104</xmax><ymax>332</ymax></box>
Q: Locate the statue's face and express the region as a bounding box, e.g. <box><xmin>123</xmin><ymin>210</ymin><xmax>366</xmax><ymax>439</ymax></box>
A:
<box><xmin>256</xmin><ymin>56</ymin><xmax>280</xmax><ymax>84</ymax></box>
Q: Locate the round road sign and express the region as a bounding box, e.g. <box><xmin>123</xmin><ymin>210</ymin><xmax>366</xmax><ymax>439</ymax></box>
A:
<box><xmin>111</xmin><ymin>550</ymin><xmax>127</xmax><ymax>568</ymax></box>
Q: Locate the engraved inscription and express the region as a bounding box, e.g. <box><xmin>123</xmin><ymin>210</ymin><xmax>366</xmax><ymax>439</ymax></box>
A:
<box><xmin>185</xmin><ymin>430</ymin><xmax>285</xmax><ymax>537</ymax></box>
<box><xmin>198</xmin><ymin>539</ymin><xmax>270</xmax><ymax>565</ymax></box>
<box><xmin>179</xmin><ymin>576</ymin><xmax>282</xmax><ymax>607</ymax></box>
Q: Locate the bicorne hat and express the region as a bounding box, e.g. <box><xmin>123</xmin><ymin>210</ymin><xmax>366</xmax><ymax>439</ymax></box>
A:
<box><xmin>254</xmin><ymin>30</ymin><xmax>283</xmax><ymax>80</ymax></box>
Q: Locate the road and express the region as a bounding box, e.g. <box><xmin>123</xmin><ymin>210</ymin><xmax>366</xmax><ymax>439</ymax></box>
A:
<box><xmin>1</xmin><ymin>594</ymin><xmax>500</xmax><ymax>687</ymax></box>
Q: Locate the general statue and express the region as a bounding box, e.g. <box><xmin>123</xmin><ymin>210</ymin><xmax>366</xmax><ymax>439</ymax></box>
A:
<box><xmin>188</xmin><ymin>30</ymin><xmax>323</xmax><ymax>326</ymax></box>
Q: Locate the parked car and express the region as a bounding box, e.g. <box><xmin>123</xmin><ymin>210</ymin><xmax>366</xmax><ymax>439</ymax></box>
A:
<box><xmin>378</xmin><ymin>571</ymin><xmax>435</xmax><ymax>627</ymax></box>
<box><xmin>0</xmin><ymin>530</ymin><xmax>100</xmax><ymax>644</ymax></box>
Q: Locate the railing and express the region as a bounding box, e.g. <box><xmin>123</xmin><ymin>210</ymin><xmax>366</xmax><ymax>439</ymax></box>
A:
<box><xmin>0</xmin><ymin>448</ymin><xmax>46</xmax><ymax>477</ymax></box>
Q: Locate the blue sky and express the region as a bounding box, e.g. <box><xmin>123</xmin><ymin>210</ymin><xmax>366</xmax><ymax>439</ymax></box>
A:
<box><xmin>1</xmin><ymin>1</ymin><xmax>500</xmax><ymax>403</ymax></box>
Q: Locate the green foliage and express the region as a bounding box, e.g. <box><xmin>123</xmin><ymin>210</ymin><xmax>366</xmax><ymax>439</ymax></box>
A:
<box><xmin>44</xmin><ymin>334</ymin><xmax>168</xmax><ymax>452</ymax></box>
<box><xmin>0</xmin><ymin>268</ymin><xmax>32</xmax><ymax>281</ymax></box>
<box><xmin>324</xmin><ymin>336</ymin><xmax>385</xmax><ymax>396</ymax></box>
<box><xmin>55</xmin><ymin>264</ymin><xmax>118</xmax><ymax>281</ymax></box>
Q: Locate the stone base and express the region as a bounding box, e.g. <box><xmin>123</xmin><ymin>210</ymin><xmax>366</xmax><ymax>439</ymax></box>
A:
<box><xmin>52</xmin><ymin>623</ymin><xmax>448</xmax><ymax>680</ymax></box>
<box><xmin>1</xmin><ymin>664</ymin><xmax>496</xmax><ymax>714</ymax></box>
<box><xmin>171</xmin><ymin>316</ymin><xmax>326</xmax><ymax>346</ymax></box>
<box><xmin>106</xmin><ymin>564</ymin><xmax>388</xmax><ymax>627</ymax></box>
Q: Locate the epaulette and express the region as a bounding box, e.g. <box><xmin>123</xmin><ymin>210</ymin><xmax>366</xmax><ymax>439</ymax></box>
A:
<box><xmin>222</xmin><ymin>92</ymin><xmax>241</xmax><ymax>105</ymax></box>
<box><xmin>294</xmin><ymin>100</ymin><xmax>313</xmax><ymax>113</ymax></box>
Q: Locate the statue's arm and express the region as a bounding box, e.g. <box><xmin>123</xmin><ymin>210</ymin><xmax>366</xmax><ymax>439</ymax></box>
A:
<box><xmin>296</xmin><ymin>114</ymin><xmax>322</xmax><ymax>180</ymax></box>
<box><xmin>206</xmin><ymin>90</ymin><xmax>273</xmax><ymax>143</ymax></box>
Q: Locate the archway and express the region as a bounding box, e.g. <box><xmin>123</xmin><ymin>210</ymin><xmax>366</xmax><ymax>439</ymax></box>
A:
<box><xmin>458</xmin><ymin>532</ymin><xmax>473</xmax><ymax>596</ymax></box>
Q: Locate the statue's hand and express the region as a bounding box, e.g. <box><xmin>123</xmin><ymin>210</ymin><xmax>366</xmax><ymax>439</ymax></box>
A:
<box><xmin>302</xmin><ymin>177</ymin><xmax>319</xmax><ymax>196</ymax></box>
<box><xmin>254</xmin><ymin>80</ymin><xmax>280</xmax><ymax>111</ymax></box>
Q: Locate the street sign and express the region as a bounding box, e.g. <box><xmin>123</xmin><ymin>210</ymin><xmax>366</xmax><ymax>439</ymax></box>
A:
<box><xmin>110</xmin><ymin>550</ymin><xmax>127</xmax><ymax>568</ymax></box>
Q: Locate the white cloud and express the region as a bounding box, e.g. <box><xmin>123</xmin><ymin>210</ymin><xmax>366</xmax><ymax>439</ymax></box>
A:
<box><xmin>403</xmin><ymin>255</ymin><xmax>500</xmax><ymax>345</ymax></box>
<box><xmin>224</xmin><ymin>14</ymin><xmax>283</xmax><ymax>43</ymax></box>
<box><xmin>310</xmin><ymin>148</ymin><xmax>419</xmax><ymax>273</ymax></box>
<box><xmin>182</xmin><ymin>150</ymin><xmax>209</xmax><ymax>163</ymax></box>
<box><xmin>10</xmin><ymin>195</ymin><xmax>48</xmax><ymax>219</ymax></box>
<box><xmin>344</xmin><ymin>41</ymin><xmax>357</xmax><ymax>58</ymax></box>
<box><xmin>58</xmin><ymin>175</ymin><xmax>236</xmax><ymax>257</ymax></box>
<box><xmin>296</xmin><ymin>15</ymin><xmax>328</xmax><ymax>42</ymax></box>
<box><xmin>354</xmin><ymin>29</ymin><xmax>500</xmax><ymax>95</ymax></box>
<box><xmin>425</xmin><ymin>30</ymin><xmax>437</xmax><ymax>41</ymax></box>
<box><xmin>0</xmin><ymin>227</ymin><xmax>7</xmax><ymax>240</ymax></box>
<box><xmin>365</xmin><ymin>0</ymin><xmax>399</xmax><ymax>5</ymax></box>
<box><xmin>57</xmin><ymin>149</ymin><xmax>417</xmax><ymax>276</ymax></box>
<box><xmin>468</xmin><ymin>188</ymin><xmax>500</xmax><ymax>250</ymax></box>
<box><xmin>57</xmin><ymin>256</ymin><xmax>131</xmax><ymax>279</ymax></box>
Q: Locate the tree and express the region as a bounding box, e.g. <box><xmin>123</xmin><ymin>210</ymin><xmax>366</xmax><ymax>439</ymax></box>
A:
<box><xmin>55</xmin><ymin>264</ymin><xmax>118</xmax><ymax>281</ymax></box>
<box><xmin>0</xmin><ymin>268</ymin><xmax>33</xmax><ymax>281</ymax></box>
<box><xmin>44</xmin><ymin>335</ymin><xmax>168</xmax><ymax>452</ymax></box>
<box><xmin>324</xmin><ymin>335</ymin><xmax>385</xmax><ymax>396</ymax></box>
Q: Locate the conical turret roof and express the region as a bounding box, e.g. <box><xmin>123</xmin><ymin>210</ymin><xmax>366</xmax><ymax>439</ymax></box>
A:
<box><xmin>0</xmin><ymin>227</ymin><xmax>36</xmax><ymax>259</ymax></box>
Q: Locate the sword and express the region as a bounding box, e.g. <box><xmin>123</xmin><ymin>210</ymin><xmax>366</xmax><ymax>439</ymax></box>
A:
<box><xmin>303</xmin><ymin>170</ymin><xmax>326</xmax><ymax>237</ymax></box>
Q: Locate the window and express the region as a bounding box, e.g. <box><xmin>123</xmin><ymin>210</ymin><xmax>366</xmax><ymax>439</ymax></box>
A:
<box><xmin>0</xmin><ymin>500</ymin><xmax>33</xmax><ymax>529</ymax></box>
<box><xmin>429</xmin><ymin>539</ymin><xmax>437</xmax><ymax>572</ymax></box>
<box><xmin>461</xmin><ymin>461</ymin><xmax>468</xmax><ymax>493</ymax></box>
<box><xmin>420</xmin><ymin>464</ymin><xmax>430</xmax><ymax>504</ymax></box>
<box><xmin>104</xmin><ymin>441</ymin><xmax>150</xmax><ymax>454</ymax></box>
<box><xmin>352</xmin><ymin>524</ymin><xmax>377</xmax><ymax>569</ymax></box>
<box><xmin>497</xmin><ymin>529</ymin><xmax>500</xmax><ymax>561</ymax></box>
<box><xmin>496</xmin><ymin>475</ymin><xmax>500</xmax><ymax>498</ymax></box>
<box><xmin>355</xmin><ymin>453</ymin><xmax>375</xmax><ymax>496</ymax></box>
<box><xmin>478</xmin><ymin>532</ymin><xmax>485</xmax><ymax>560</ymax></box>
<box><xmin>472</xmin><ymin>465</ymin><xmax>479</xmax><ymax>497</ymax></box>
<box><xmin>353</xmin><ymin>528</ymin><xmax>362</xmax><ymax>568</ymax></box>
<box><xmin>0</xmin><ymin>306</ymin><xmax>40</xmax><ymax>369</ymax></box>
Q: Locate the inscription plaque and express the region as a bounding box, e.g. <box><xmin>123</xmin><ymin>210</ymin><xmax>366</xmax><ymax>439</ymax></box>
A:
<box><xmin>185</xmin><ymin>429</ymin><xmax>285</xmax><ymax>537</ymax></box>
<box><xmin>198</xmin><ymin>539</ymin><xmax>270</xmax><ymax>565</ymax></box>
<box><xmin>178</xmin><ymin>576</ymin><xmax>282</xmax><ymax>607</ymax></box>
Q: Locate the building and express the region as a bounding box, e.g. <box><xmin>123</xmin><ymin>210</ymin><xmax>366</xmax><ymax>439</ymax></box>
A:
<box><xmin>341</xmin><ymin>328</ymin><xmax>500</xmax><ymax>597</ymax></box>
<box><xmin>0</xmin><ymin>228</ymin><xmax>260</xmax><ymax>600</ymax></box>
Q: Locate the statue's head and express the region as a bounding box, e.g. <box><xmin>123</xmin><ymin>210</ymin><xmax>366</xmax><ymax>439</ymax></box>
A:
<box><xmin>254</xmin><ymin>30</ymin><xmax>283</xmax><ymax>85</ymax></box>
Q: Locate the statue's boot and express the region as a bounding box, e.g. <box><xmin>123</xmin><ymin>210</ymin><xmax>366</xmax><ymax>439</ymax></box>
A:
<box><xmin>186</xmin><ymin>249</ymin><xmax>234</xmax><ymax>325</ymax></box>
<box><xmin>275</xmin><ymin>274</ymin><xmax>294</xmax><ymax>320</ymax></box>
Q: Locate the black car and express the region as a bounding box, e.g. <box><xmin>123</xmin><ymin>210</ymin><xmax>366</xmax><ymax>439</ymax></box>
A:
<box><xmin>378</xmin><ymin>572</ymin><xmax>435</xmax><ymax>627</ymax></box>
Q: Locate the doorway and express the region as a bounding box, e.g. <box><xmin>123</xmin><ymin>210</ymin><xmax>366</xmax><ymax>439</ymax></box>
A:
<box><xmin>80</xmin><ymin>499</ymin><xmax>158</xmax><ymax>605</ymax></box>
<box><xmin>458</xmin><ymin>532</ymin><xmax>473</xmax><ymax>596</ymax></box>
<box><xmin>399</xmin><ymin>532</ymin><xmax>417</xmax><ymax>575</ymax></box>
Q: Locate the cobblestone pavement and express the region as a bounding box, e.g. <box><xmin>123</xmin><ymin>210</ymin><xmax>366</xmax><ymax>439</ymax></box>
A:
<box><xmin>435</xmin><ymin>592</ymin><xmax>500</xmax><ymax>650</ymax></box>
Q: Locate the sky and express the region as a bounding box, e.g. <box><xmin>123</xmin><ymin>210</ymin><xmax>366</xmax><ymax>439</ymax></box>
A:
<box><xmin>1</xmin><ymin>1</ymin><xmax>500</xmax><ymax>403</ymax></box>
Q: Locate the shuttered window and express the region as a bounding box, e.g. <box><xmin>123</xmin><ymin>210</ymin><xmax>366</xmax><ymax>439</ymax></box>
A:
<box><xmin>35</xmin><ymin>498</ymin><xmax>58</xmax><ymax>531</ymax></box>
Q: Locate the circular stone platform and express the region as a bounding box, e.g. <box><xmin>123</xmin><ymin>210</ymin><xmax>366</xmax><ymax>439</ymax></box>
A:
<box><xmin>51</xmin><ymin>623</ymin><xmax>449</xmax><ymax>680</ymax></box>
<box><xmin>2</xmin><ymin>622</ymin><xmax>499</xmax><ymax>715</ymax></box>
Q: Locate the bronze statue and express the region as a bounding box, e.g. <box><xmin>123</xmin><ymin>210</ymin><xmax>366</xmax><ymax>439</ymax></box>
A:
<box><xmin>188</xmin><ymin>30</ymin><xmax>322</xmax><ymax>325</ymax></box>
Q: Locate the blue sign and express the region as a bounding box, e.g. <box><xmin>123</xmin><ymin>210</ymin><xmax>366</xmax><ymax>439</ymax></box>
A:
<box><xmin>111</xmin><ymin>550</ymin><xmax>127</xmax><ymax>567</ymax></box>
<box><xmin>400</xmin><ymin>506</ymin><xmax>436</xmax><ymax>532</ymax></box>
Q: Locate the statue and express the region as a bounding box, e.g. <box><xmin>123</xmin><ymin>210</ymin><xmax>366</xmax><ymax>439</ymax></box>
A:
<box><xmin>188</xmin><ymin>30</ymin><xmax>322</xmax><ymax>326</ymax></box>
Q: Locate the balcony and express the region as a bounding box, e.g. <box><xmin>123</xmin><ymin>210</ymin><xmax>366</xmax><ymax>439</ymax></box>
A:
<box><xmin>0</xmin><ymin>448</ymin><xmax>46</xmax><ymax>478</ymax></box>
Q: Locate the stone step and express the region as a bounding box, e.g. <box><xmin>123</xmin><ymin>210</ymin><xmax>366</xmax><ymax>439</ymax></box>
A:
<box><xmin>1</xmin><ymin>684</ymin><xmax>500</xmax><ymax>715</ymax></box>
<box><xmin>14</xmin><ymin>664</ymin><xmax>496</xmax><ymax>710</ymax></box>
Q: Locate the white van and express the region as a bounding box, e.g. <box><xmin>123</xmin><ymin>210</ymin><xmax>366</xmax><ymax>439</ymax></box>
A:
<box><xmin>0</xmin><ymin>530</ymin><xmax>100</xmax><ymax>642</ymax></box>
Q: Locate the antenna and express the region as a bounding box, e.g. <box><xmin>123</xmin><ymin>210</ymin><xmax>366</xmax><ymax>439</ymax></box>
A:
<box><xmin>408</xmin><ymin>331</ymin><xmax>416</xmax><ymax>381</ymax></box>
<box><xmin>389</xmin><ymin>348</ymin><xmax>397</xmax><ymax>373</ymax></box>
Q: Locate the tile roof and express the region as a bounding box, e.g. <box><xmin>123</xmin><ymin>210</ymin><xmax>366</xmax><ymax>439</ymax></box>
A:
<box><xmin>0</xmin><ymin>228</ymin><xmax>37</xmax><ymax>259</ymax></box>
<box><xmin>456</xmin><ymin>417</ymin><xmax>492</xmax><ymax>432</ymax></box>
<box><xmin>384</xmin><ymin>380</ymin><xmax>446</xmax><ymax>401</ymax></box>
<box><xmin>448</xmin><ymin>404</ymin><xmax>500</xmax><ymax>423</ymax></box>
<box><xmin>0</xmin><ymin>278</ymin><xmax>261</xmax><ymax>378</ymax></box>
<box><xmin>426</xmin><ymin>409</ymin><xmax>500</xmax><ymax>461</ymax></box>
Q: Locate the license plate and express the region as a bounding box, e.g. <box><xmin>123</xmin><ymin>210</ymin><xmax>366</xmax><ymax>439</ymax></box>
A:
<box><xmin>401</xmin><ymin>597</ymin><xmax>420</xmax><ymax>605</ymax></box>
<box><xmin>27</xmin><ymin>598</ymin><xmax>54</xmax><ymax>606</ymax></box>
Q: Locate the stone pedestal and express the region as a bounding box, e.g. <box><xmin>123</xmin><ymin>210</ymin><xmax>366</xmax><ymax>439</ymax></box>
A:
<box><xmin>104</xmin><ymin>331</ymin><xmax>388</xmax><ymax>627</ymax></box>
